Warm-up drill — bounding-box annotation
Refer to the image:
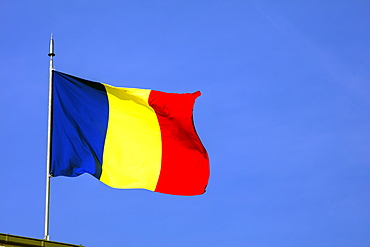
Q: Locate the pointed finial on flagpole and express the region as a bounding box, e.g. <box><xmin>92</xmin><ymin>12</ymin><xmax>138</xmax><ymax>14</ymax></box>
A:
<box><xmin>48</xmin><ymin>33</ymin><xmax>55</xmax><ymax>57</ymax></box>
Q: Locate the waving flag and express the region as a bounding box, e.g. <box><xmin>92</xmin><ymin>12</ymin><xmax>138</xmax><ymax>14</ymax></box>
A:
<box><xmin>51</xmin><ymin>71</ymin><xmax>209</xmax><ymax>196</ymax></box>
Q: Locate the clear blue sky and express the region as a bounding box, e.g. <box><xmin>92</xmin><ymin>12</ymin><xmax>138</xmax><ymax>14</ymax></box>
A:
<box><xmin>1</xmin><ymin>1</ymin><xmax>369</xmax><ymax>246</ymax></box>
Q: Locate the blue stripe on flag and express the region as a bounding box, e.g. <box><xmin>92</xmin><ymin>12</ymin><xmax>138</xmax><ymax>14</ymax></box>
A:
<box><xmin>51</xmin><ymin>71</ymin><xmax>108</xmax><ymax>179</ymax></box>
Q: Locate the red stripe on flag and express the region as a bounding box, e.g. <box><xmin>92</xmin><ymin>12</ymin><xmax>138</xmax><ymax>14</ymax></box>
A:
<box><xmin>148</xmin><ymin>90</ymin><xmax>210</xmax><ymax>196</ymax></box>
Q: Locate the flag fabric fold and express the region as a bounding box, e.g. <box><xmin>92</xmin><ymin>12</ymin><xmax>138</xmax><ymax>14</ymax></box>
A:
<box><xmin>51</xmin><ymin>71</ymin><xmax>209</xmax><ymax>196</ymax></box>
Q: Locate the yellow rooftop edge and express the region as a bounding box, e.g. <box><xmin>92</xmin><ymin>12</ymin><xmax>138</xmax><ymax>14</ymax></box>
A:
<box><xmin>0</xmin><ymin>233</ymin><xmax>84</xmax><ymax>247</ymax></box>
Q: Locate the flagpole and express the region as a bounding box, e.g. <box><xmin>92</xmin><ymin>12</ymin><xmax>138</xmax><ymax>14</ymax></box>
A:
<box><xmin>44</xmin><ymin>34</ymin><xmax>55</xmax><ymax>241</ymax></box>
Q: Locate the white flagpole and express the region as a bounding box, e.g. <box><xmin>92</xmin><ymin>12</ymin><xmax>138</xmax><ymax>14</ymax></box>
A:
<box><xmin>44</xmin><ymin>34</ymin><xmax>55</xmax><ymax>241</ymax></box>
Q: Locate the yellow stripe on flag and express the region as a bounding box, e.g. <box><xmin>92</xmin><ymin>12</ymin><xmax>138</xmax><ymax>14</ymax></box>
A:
<box><xmin>100</xmin><ymin>85</ymin><xmax>162</xmax><ymax>191</ymax></box>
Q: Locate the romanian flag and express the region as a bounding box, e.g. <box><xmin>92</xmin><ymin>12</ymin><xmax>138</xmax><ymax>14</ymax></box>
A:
<box><xmin>51</xmin><ymin>71</ymin><xmax>209</xmax><ymax>196</ymax></box>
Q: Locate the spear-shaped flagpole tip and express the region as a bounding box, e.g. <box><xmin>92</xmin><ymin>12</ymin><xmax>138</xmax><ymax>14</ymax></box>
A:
<box><xmin>48</xmin><ymin>34</ymin><xmax>55</xmax><ymax>57</ymax></box>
